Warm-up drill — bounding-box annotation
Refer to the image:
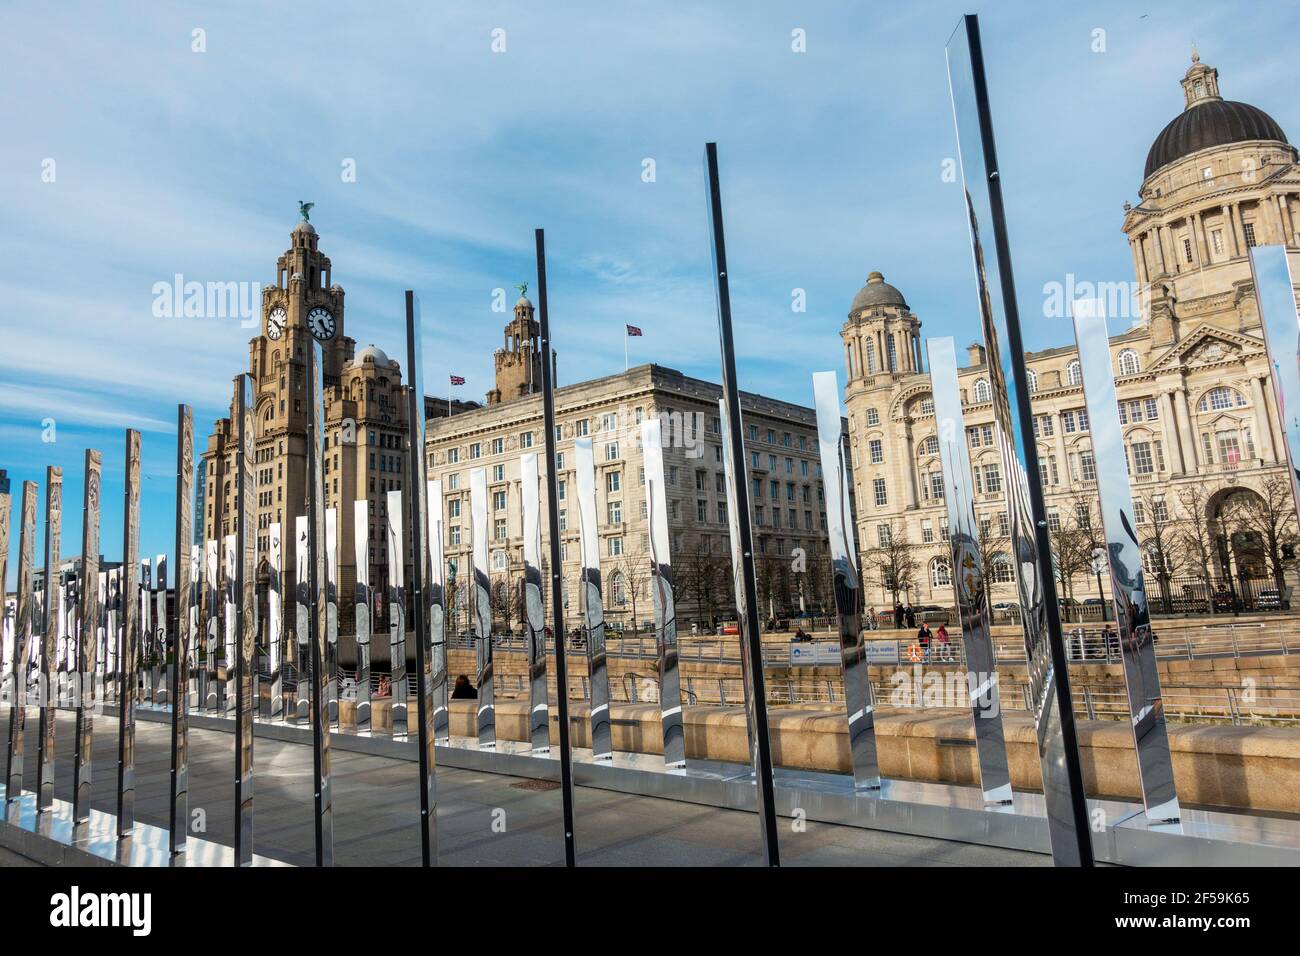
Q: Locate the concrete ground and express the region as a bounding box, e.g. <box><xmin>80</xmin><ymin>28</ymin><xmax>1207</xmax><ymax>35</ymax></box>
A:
<box><xmin>4</xmin><ymin>711</ymin><xmax>1046</xmax><ymax>867</ymax></box>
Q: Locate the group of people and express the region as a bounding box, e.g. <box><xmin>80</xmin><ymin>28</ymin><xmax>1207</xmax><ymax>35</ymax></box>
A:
<box><xmin>892</xmin><ymin>603</ymin><xmax>918</xmax><ymax>629</ymax></box>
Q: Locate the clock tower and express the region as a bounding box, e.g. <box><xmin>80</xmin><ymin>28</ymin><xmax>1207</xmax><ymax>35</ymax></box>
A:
<box><xmin>202</xmin><ymin>208</ymin><xmax>412</xmax><ymax>647</ymax></box>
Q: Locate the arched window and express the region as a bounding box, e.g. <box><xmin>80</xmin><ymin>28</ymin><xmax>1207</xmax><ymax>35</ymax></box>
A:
<box><xmin>922</xmin><ymin>435</ymin><xmax>939</xmax><ymax>456</ymax></box>
<box><xmin>1066</xmin><ymin>360</ymin><xmax>1082</xmax><ymax>386</ymax></box>
<box><xmin>1197</xmin><ymin>386</ymin><xmax>1247</xmax><ymax>412</ymax></box>
<box><xmin>1117</xmin><ymin>349</ymin><xmax>1141</xmax><ymax>376</ymax></box>
<box><xmin>610</xmin><ymin>571</ymin><xmax>627</xmax><ymax>606</ymax></box>
<box><xmin>991</xmin><ymin>553</ymin><xmax>1015</xmax><ymax>584</ymax></box>
<box><xmin>1026</xmin><ymin>369</ymin><xmax>1038</xmax><ymax>393</ymax></box>
<box><xmin>930</xmin><ymin>557</ymin><xmax>951</xmax><ymax>588</ymax></box>
<box><xmin>865</xmin><ymin>407</ymin><xmax>880</xmax><ymax>427</ymax></box>
<box><xmin>864</xmin><ymin>340</ymin><xmax>877</xmax><ymax>374</ymax></box>
<box><xmin>972</xmin><ymin>379</ymin><xmax>991</xmax><ymax>403</ymax></box>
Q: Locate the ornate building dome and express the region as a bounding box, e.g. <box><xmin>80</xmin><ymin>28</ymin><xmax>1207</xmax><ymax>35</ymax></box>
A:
<box><xmin>1143</xmin><ymin>50</ymin><xmax>1289</xmax><ymax>179</ymax></box>
<box><xmin>354</xmin><ymin>344</ymin><xmax>393</xmax><ymax>367</ymax></box>
<box><xmin>850</xmin><ymin>271</ymin><xmax>908</xmax><ymax>312</ymax></box>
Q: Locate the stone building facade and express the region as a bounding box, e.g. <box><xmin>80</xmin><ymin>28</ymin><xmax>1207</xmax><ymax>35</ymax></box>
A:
<box><xmin>426</xmin><ymin>336</ymin><xmax>848</xmax><ymax>631</ymax></box>
<box><xmin>842</xmin><ymin>53</ymin><xmax>1299</xmax><ymax>610</ymax></box>
<box><xmin>201</xmin><ymin>219</ymin><xmax>413</xmax><ymax>616</ymax></box>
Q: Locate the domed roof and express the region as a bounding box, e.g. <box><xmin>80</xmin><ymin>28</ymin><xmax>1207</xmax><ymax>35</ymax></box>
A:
<box><xmin>516</xmin><ymin>296</ymin><xmax>533</xmax><ymax>309</ymax></box>
<box><xmin>354</xmin><ymin>344</ymin><xmax>392</xmax><ymax>367</ymax></box>
<box><xmin>293</xmin><ymin>219</ymin><xmax>317</xmax><ymax>235</ymax></box>
<box><xmin>1143</xmin><ymin>53</ymin><xmax>1289</xmax><ymax>179</ymax></box>
<box><xmin>1145</xmin><ymin>99</ymin><xmax>1288</xmax><ymax>178</ymax></box>
<box><xmin>850</xmin><ymin>272</ymin><xmax>907</xmax><ymax>312</ymax></box>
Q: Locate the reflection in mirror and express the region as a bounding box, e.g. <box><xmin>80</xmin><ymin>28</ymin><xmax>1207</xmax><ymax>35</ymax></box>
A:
<box><xmin>946</xmin><ymin>13</ymin><xmax>1092</xmax><ymax>864</ymax></box>
<box><xmin>1072</xmin><ymin>299</ymin><xmax>1180</xmax><ymax>826</ymax></box>
<box><xmin>812</xmin><ymin>371</ymin><xmax>880</xmax><ymax>791</ymax></box>
<box><xmin>1248</xmin><ymin>244</ymin><xmax>1300</xmax><ymax>529</ymax></box>
<box><xmin>575</xmin><ymin>437</ymin><xmax>612</xmax><ymax>760</ymax></box>
<box><xmin>925</xmin><ymin>338</ymin><xmax>1012</xmax><ymax>805</ymax></box>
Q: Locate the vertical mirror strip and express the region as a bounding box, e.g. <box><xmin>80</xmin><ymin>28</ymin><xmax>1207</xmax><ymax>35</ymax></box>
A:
<box><xmin>385</xmin><ymin>491</ymin><xmax>407</xmax><ymax>737</ymax></box>
<box><xmin>469</xmin><ymin>467</ymin><xmax>496</xmax><ymax>748</ymax></box>
<box><xmin>926</xmin><ymin>338</ymin><xmax>1013</xmax><ymax>804</ymax></box>
<box><xmin>352</xmin><ymin>503</ymin><xmax>371</xmax><ymax>731</ymax></box>
<box><xmin>37</xmin><ymin>467</ymin><xmax>61</xmax><ymax>812</ymax></box>
<box><xmin>574</xmin><ymin>438</ymin><xmax>611</xmax><ymax>760</ymax></box>
<box><xmin>641</xmin><ymin>418</ymin><xmax>685</xmax><ymax>767</ymax></box>
<box><xmin>520</xmin><ymin>453</ymin><xmax>550</xmax><ymax>752</ymax></box>
<box><xmin>812</xmin><ymin>371</ymin><xmax>881</xmax><ymax>791</ymax></box>
<box><xmin>72</xmin><ymin>449</ymin><xmax>102</xmax><ymax>824</ymax></box>
<box><xmin>116</xmin><ymin>431</ymin><xmax>142</xmax><ymax>833</ymax></box>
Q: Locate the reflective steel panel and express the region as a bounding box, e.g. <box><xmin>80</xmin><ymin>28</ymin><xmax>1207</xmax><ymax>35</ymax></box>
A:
<box><xmin>306</xmin><ymin>339</ymin><xmax>334</xmax><ymax>865</ymax></box>
<box><xmin>352</xmin><ymin>503</ymin><xmax>371</xmax><ymax>731</ymax></box>
<box><xmin>222</xmin><ymin>535</ymin><xmax>235</xmax><ymax>716</ymax></box>
<box><xmin>153</xmin><ymin>554</ymin><xmax>167</xmax><ymax>707</ymax></box>
<box><xmin>426</xmin><ymin>479</ymin><xmax>449</xmax><ymax>741</ymax></box>
<box><xmin>293</xmin><ymin>517</ymin><xmax>309</xmax><ymax>724</ymax></box>
<box><xmin>812</xmin><ymin>371</ymin><xmax>881</xmax><ymax>791</ymax></box>
<box><xmin>640</xmin><ymin>418</ymin><xmax>685</xmax><ymax>767</ymax></box>
<box><xmin>1072</xmin><ymin>301</ymin><xmax>1180</xmax><ymax>824</ymax></box>
<box><xmin>0</xmin><ymin>479</ymin><xmax>10</xmax><ymax>804</ymax></box>
<box><xmin>188</xmin><ymin>546</ymin><xmax>200</xmax><ymax>710</ymax></box>
<box><xmin>204</xmin><ymin>540</ymin><xmax>220</xmax><ymax>714</ymax></box>
<box><xmin>170</xmin><ymin>407</ymin><xmax>194</xmax><ymax>855</ymax></box>
<box><xmin>402</xmin><ymin>289</ymin><xmax>439</xmax><ymax>864</ymax></box>
<box><xmin>72</xmin><ymin>448</ymin><xmax>102</xmax><ymax>824</ymax></box>
<box><xmin>4</xmin><ymin>481</ymin><xmax>36</xmax><ymax>813</ymax></box>
<box><xmin>234</xmin><ymin>375</ymin><xmax>255</xmax><ymax>865</ymax></box>
<box><xmin>574</xmin><ymin>437</ymin><xmax>611</xmax><ymax>760</ymax></box>
<box><xmin>36</xmin><ymin>467</ymin><xmax>61</xmax><ymax>812</ymax></box>
<box><xmin>116</xmin><ymin>430</ymin><xmax>142</xmax><ymax>834</ymax></box>
<box><xmin>385</xmin><ymin>491</ymin><xmax>407</xmax><ymax>737</ymax></box>
<box><xmin>1248</xmin><ymin>244</ymin><xmax>1300</xmax><ymax>528</ymax></box>
<box><xmin>469</xmin><ymin>467</ymin><xmax>496</xmax><ymax>748</ymax></box>
<box><xmin>140</xmin><ymin>558</ymin><xmax>151</xmax><ymax>705</ymax></box>
<box><xmin>325</xmin><ymin>506</ymin><xmax>339</xmax><ymax>729</ymax></box>
<box><xmin>519</xmin><ymin>453</ymin><xmax>550</xmax><ymax>752</ymax></box>
<box><xmin>705</xmin><ymin>142</ymin><xmax>780</xmax><ymax>864</ymax></box>
<box><xmin>946</xmin><ymin>15</ymin><xmax>1092</xmax><ymax>865</ymax></box>
<box><xmin>924</xmin><ymin>339</ymin><xmax>1013</xmax><ymax>805</ymax></box>
<box><xmin>267</xmin><ymin>522</ymin><xmax>283</xmax><ymax>720</ymax></box>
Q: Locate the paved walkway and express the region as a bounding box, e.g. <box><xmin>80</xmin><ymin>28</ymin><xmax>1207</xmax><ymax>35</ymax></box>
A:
<box><xmin>7</xmin><ymin>711</ymin><xmax>1046</xmax><ymax>867</ymax></box>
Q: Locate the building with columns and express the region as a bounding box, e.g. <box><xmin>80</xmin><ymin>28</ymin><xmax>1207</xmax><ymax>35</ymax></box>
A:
<box><xmin>843</xmin><ymin>52</ymin><xmax>1299</xmax><ymax>610</ymax></box>
<box><xmin>426</xmin><ymin>296</ymin><xmax>849</xmax><ymax>631</ymax></box>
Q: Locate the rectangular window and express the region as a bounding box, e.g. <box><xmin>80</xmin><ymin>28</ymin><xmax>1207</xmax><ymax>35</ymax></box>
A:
<box><xmin>921</xmin><ymin>519</ymin><xmax>934</xmax><ymax>543</ymax></box>
<box><xmin>982</xmin><ymin>463</ymin><xmax>1002</xmax><ymax>494</ymax></box>
<box><xmin>866</xmin><ymin>408</ymin><xmax>880</xmax><ymax>426</ymax></box>
<box><xmin>493</xmin><ymin>490</ymin><xmax>507</xmax><ymax>511</ymax></box>
<box><xmin>1183</xmin><ymin>237</ymin><xmax>1194</xmax><ymax>263</ymax></box>
<box><xmin>519</xmin><ymin>431</ymin><xmax>533</xmax><ymax>449</ymax></box>
<box><xmin>575</xmin><ymin>419</ymin><xmax>589</xmax><ymax>437</ymax></box>
<box><xmin>447</xmin><ymin>448</ymin><xmax>459</xmax><ymax>464</ymax></box>
<box><xmin>869</xmin><ymin>439</ymin><xmax>883</xmax><ymax>464</ymax></box>
<box><xmin>448</xmin><ymin>499</ymin><xmax>461</xmax><ymax>518</ymax></box>
<box><xmin>608</xmin><ymin>537</ymin><xmax>623</xmax><ymax>557</ymax></box>
<box><xmin>601</xmin><ymin>413</ymin><xmax>618</xmax><ymax>431</ymax></box>
<box><xmin>1131</xmin><ymin>442</ymin><xmax>1154</xmax><ymax>475</ymax></box>
<box><xmin>490</xmin><ymin>437</ymin><xmax>504</xmax><ymax>455</ymax></box>
<box><xmin>1243</xmin><ymin>222</ymin><xmax>1257</xmax><ymax>247</ymax></box>
<box><xmin>606</xmin><ymin>471</ymin><xmax>621</xmax><ymax>493</ymax></box>
<box><xmin>468</xmin><ymin>443</ymin><xmax>481</xmax><ymax>460</ymax></box>
<box><xmin>607</xmin><ymin>500</ymin><xmax>622</xmax><ymax>524</ymax></box>
<box><xmin>492</xmin><ymin>464</ymin><xmax>505</xmax><ymax>482</ymax></box>
<box><xmin>1211</xmin><ymin>229</ymin><xmax>1224</xmax><ymax>255</ymax></box>
<box><xmin>1047</xmin><ymin>510</ymin><xmax>1061</xmax><ymax>532</ymax></box>
<box><xmin>449</xmin><ymin>526</ymin><xmax>461</xmax><ymax>546</ymax></box>
<box><xmin>696</xmin><ymin>500</ymin><xmax>707</xmax><ymax>522</ymax></box>
<box><xmin>717</xmin><ymin>502</ymin><xmax>727</xmax><ymax>523</ymax></box>
<box><xmin>873</xmin><ymin>477</ymin><xmax>887</xmax><ymax>506</ymax></box>
<box><xmin>494</xmin><ymin>518</ymin><xmax>507</xmax><ymax>540</ymax></box>
<box><xmin>1080</xmin><ymin>451</ymin><xmax>1096</xmax><ymax>481</ymax></box>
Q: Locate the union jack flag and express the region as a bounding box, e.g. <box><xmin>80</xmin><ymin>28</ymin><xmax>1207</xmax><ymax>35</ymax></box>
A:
<box><xmin>626</xmin><ymin>324</ymin><xmax>643</xmax><ymax>337</ymax></box>
<box><xmin>449</xmin><ymin>374</ymin><xmax>466</xmax><ymax>385</ymax></box>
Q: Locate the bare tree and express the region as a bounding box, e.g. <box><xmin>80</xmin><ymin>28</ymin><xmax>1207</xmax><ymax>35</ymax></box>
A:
<box><xmin>608</xmin><ymin>543</ymin><xmax>651</xmax><ymax>632</ymax></box>
<box><xmin>1048</xmin><ymin>499</ymin><xmax>1092</xmax><ymax>609</ymax></box>
<box><xmin>1133</xmin><ymin>487</ymin><xmax>1186</xmax><ymax>613</ymax></box>
<box><xmin>681</xmin><ymin>537</ymin><xmax>729</xmax><ymax>627</ymax></box>
<box><xmin>970</xmin><ymin>515</ymin><xmax>1011</xmax><ymax>619</ymax></box>
<box><xmin>863</xmin><ymin>518</ymin><xmax>917</xmax><ymax>608</ymax></box>
<box><xmin>1222</xmin><ymin>474</ymin><xmax>1299</xmax><ymax>595</ymax></box>
<box><xmin>1177</xmin><ymin>481</ymin><xmax>1222</xmax><ymax>614</ymax></box>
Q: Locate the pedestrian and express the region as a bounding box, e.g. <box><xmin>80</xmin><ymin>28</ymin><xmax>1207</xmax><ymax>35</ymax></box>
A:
<box><xmin>451</xmin><ymin>674</ymin><xmax>477</xmax><ymax>699</ymax></box>
<box><xmin>936</xmin><ymin>623</ymin><xmax>951</xmax><ymax>661</ymax></box>
<box><xmin>904</xmin><ymin>604</ymin><xmax>916</xmax><ymax>629</ymax></box>
<box><xmin>893</xmin><ymin>603</ymin><xmax>904</xmax><ymax>628</ymax></box>
<box><xmin>916</xmin><ymin>622</ymin><xmax>932</xmax><ymax>662</ymax></box>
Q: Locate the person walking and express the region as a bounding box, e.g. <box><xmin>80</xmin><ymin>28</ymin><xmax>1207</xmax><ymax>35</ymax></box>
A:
<box><xmin>904</xmin><ymin>605</ymin><xmax>916</xmax><ymax>629</ymax></box>
<box><xmin>936</xmin><ymin>623</ymin><xmax>951</xmax><ymax>662</ymax></box>
<box><xmin>893</xmin><ymin>603</ymin><xmax>904</xmax><ymax>628</ymax></box>
<box><xmin>916</xmin><ymin>621</ymin><xmax>932</xmax><ymax>662</ymax></box>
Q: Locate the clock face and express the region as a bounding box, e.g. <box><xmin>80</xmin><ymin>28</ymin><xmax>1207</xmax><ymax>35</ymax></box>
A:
<box><xmin>308</xmin><ymin>307</ymin><xmax>336</xmax><ymax>341</ymax></box>
<box><xmin>267</xmin><ymin>307</ymin><xmax>287</xmax><ymax>340</ymax></box>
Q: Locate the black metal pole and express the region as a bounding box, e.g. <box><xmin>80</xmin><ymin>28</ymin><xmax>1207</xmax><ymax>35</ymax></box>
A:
<box><xmin>961</xmin><ymin>14</ymin><xmax>1093</xmax><ymax>865</ymax></box>
<box><xmin>703</xmin><ymin>142</ymin><xmax>781</xmax><ymax>866</ymax></box>
<box><xmin>536</xmin><ymin>227</ymin><xmax>577</xmax><ymax>868</ymax></box>
<box><xmin>405</xmin><ymin>289</ymin><xmax>440</xmax><ymax>867</ymax></box>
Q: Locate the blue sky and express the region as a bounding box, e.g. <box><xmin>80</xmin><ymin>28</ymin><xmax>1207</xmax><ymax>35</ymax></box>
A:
<box><xmin>2</xmin><ymin>0</ymin><xmax>1298</xmax><ymax>585</ymax></box>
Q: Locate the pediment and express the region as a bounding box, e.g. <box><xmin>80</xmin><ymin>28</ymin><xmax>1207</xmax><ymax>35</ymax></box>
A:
<box><xmin>1146</xmin><ymin>324</ymin><xmax>1264</xmax><ymax>373</ymax></box>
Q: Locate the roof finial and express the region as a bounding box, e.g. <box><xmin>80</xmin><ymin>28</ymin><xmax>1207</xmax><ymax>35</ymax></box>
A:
<box><xmin>515</xmin><ymin>281</ymin><xmax>528</xmax><ymax>299</ymax></box>
<box><xmin>1190</xmin><ymin>42</ymin><xmax>1199</xmax><ymax>64</ymax></box>
<box><xmin>298</xmin><ymin>200</ymin><xmax>314</xmax><ymax>222</ymax></box>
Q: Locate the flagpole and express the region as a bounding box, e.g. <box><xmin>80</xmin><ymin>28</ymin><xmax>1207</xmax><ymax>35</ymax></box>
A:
<box><xmin>448</xmin><ymin>378</ymin><xmax>451</xmax><ymax>418</ymax></box>
<box><xmin>624</xmin><ymin>330</ymin><xmax>628</xmax><ymax>372</ymax></box>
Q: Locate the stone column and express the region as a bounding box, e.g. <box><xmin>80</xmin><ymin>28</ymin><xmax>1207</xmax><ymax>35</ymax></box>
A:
<box><xmin>1249</xmin><ymin>375</ymin><xmax>1276</xmax><ymax>464</ymax></box>
<box><xmin>1161</xmin><ymin>390</ymin><xmax>1185</xmax><ymax>474</ymax></box>
<box><xmin>1230</xmin><ymin>202</ymin><xmax>1247</xmax><ymax>255</ymax></box>
<box><xmin>1176</xmin><ymin>388</ymin><xmax>1200</xmax><ymax>470</ymax></box>
<box><xmin>899</xmin><ymin>421</ymin><xmax>918</xmax><ymax>509</ymax></box>
<box><xmin>1193</xmin><ymin>210</ymin><xmax>1210</xmax><ymax>265</ymax></box>
<box><xmin>1280</xmin><ymin>193</ymin><xmax>1296</xmax><ymax>246</ymax></box>
<box><xmin>1220</xmin><ymin>205</ymin><xmax>1240</xmax><ymax>257</ymax></box>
